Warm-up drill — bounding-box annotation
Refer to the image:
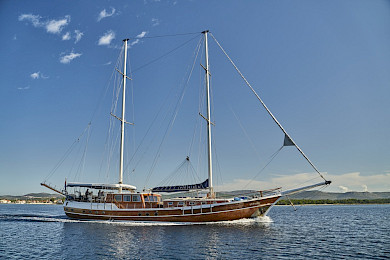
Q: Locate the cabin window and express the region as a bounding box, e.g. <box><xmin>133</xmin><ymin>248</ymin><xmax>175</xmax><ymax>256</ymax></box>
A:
<box><xmin>178</xmin><ymin>202</ymin><xmax>184</xmax><ymax>206</ymax></box>
<box><xmin>189</xmin><ymin>202</ymin><xmax>195</xmax><ymax>206</ymax></box>
<box><xmin>168</xmin><ymin>202</ymin><xmax>173</xmax><ymax>206</ymax></box>
<box><xmin>132</xmin><ymin>195</ymin><xmax>141</xmax><ymax>202</ymax></box>
<box><xmin>123</xmin><ymin>195</ymin><xmax>131</xmax><ymax>202</ymax></box>
<box><xmin>145</xmin><ymin>195</ymin><xmax>157</xmax><ymax>202</ymax></box>
<box><xmin>114</xmin><ymin>195</ymin><xmax>122</xmax><ymax>202</ymax></box>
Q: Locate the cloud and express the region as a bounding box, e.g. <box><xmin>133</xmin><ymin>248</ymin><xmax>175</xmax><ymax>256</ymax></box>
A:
<box><xmin>62</xmin><ymin>32</ymin><xmax>71</xmax><ymax>40</ymax></box>
<box><xmin>60</xmin><ymin>51</ymin><xmax>82</xmax><ymax>64</ymax></box>
<box><xmin>361</xmin><ymin>184</ymin><xmax>368</xmax><ymax>192</ymax></box>
<box><xmin>98</xmin><ymin>30</ymin><xmax>115</xmax><ymax>45</ymax></box>
<box><xmin>338</xmin><ymin>186</ymin><xmax>349</xmax><ymax>193</ymax></box>
<box><xmin>130</xmin><ymin>39</ymin><xmax>140</xmax><ymax>46</ymax></box>
<box><xmin>19</xmin><ymin>13</ymin><xmax>70</xmax><ymax>35</ymax></box>
<box><xmin>31</xmin><ymin>72</ymin><xmax>40</xmax><ymax>79</ymax></box>
<box><xmin>215</xmin><ymin>172</ymin><xmax>390</xmax><ymax>192</ymax></box>
<box><xmin>136</xmin><ymin>31</ymin><xmax>147</xmax><ymax>38</ymax></box>
<box><xmin>129</xmin><ymin>31</ymin><xmax>148</xmax><ymax>46</ymax></box>
<box><xmin>46</xmin><ymin>15</ymin><xmax>70</xmax><ymax>34</ymax></box>
<box><xmin>30</xmin><ymin>72</ymin><xmax>49</xmax><ymax>79</ymax></box>
<box><xmin>151</xmin><ymin>18</ymin><xmax>160</xmax><ymax>26</ymax></box>
<box><xmin>18</xmin><ymin>14</ymin><xmax>42</xmax><ymax>27</ymax></box>
<box><xmin>97</xmin><ymin>7</ymin><xmax>116</xmax><ymax>21</ymax></box>
<box><xmin>18</xmin><ymin>86</ymin><xmax>30</xmax><ymax>90</ymax></box>
<box><xmin>74</xmin><ymin>30</ymin><xmax>83</xmax><ymax>43</ymax></box>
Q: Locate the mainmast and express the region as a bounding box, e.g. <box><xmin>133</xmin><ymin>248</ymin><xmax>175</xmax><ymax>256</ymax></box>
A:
<box><xmin>119</xmin><ymin>39</ymin><xmax>129</xmax><ymax>193</ymax></box>
<box><xmin>202</xmin><ymin>30</ymin><xmax>214</xmax><ymax>198</ymax></box>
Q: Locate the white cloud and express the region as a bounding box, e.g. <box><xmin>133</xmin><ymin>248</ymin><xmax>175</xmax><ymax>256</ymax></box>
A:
<box><xmin>74</xmin><ymin>30</ymin><xmax>83</xmax><ymax>43</ymax></box>
<box><xmin>338</xmin><ymin>186</ymin><xmax>349</xmax><ymax>193</ymax></box>
<box><xmin>30</xmin><ymin>72</ymin><xmax>40</xmax><ymax>79</ymax></box>
<box><xmin>18</xmin><ymin>14</ymin><xmax>42</xmax><ymax>27</ymax></box>
<box><xmin>98</xmin><ymin>30</ymin><xmax>115</xmax><ymax>45</ymax></box>
<box><xmin>62</xmin><ymin>32</ymin><xmax>71</xmax><ymax>40</ymax></box>
<box><xmin>19</xmin><ymin>13</ymin><xmax>70</xmax><ymax>35</ymax></box>
<box><xmin>97</xmin><ymin>7</ymin><xmax>116</xmax><ymax>21</ymax></box>
<box><xmin>30</xmin><ymin>71</ymin><xmax>49</xmax><ymax>79</ymax></box>
<box><xmin>136</xmin><ymin>31</ymin><xmax>147</xmax><ymax>38</ymax></box>
<box><xmin>130</xmin><ymin>39</ymin><xmax>140</xmax><ymax>46</ymax></box>
<box><xmin>60</xmin><ymin>51</ymin><xmax>82</xmax><ymax>64</ymax></box>
<box><xmin>151</xmin><ymin>18</ymin><xmax>160</xmax><ymax>26</ymax></box>
<box><xmin>45</xmin><ymin>15</ymin><xmax>70</xmax><ymax>34</ymax></box>
<box><xmin>361</xmin><ymin>184</ymin><xmax>368</xmax><ymax>192</ymax></box>
<box><xmin>129</xmin><ymin>31</ymin><xmax>148</xmax><ymax>46</ymax></box>
<box><xmin>18</xmin><ymin>86</ymin><xmax>30</xmax><ymax>90</ymax></box>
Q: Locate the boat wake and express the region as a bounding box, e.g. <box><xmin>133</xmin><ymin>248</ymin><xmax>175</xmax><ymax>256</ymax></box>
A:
<box><xmin>0</xmin><ymin>213</ymin><xmax>273</xmax><ymax>226</ymax></box>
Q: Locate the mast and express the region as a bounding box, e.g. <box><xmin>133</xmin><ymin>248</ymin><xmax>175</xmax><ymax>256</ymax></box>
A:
<box><xmin>203</xmin><ymin>30</ymin><xmax>214</xmax><ymax>198</ymax></box>
<box><xmin>119</xmin><ymin>39</ymin><xmax>129</xmax><ymax>193</ymax></box>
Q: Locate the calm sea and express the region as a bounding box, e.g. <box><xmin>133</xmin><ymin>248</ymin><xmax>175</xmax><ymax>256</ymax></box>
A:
<box><xmin>0</xmin><ymin>204</ymin><xmax>388</xmax><ymax>259</ymax></box>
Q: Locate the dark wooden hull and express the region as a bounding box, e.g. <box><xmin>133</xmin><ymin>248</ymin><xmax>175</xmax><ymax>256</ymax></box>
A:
<box><xmin>64</xmin><ymin>195</ymin><xmax>280</xmax><ymax>222</ymax></box>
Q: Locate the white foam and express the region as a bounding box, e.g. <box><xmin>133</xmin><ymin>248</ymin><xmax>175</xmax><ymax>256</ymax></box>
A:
<box><xmin>11</xmin><ymin>214</ymin><xmax>274</xmax><ymax>226</ymax></box>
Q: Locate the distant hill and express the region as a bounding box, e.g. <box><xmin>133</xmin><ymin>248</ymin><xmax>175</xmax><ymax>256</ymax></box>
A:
<box><xmin>289</xmin><ymin>191</ymin><xmax>390</xmax><ymax>200</ymax></box>
<box><xmin>0</xmin><ymin>192</ymin><xmax>62</xmax><ymax>200</ymax></box>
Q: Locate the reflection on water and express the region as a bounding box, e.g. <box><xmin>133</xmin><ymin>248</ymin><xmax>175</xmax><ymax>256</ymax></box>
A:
<box><xmin>1</xmin><ymin>204</ymin><xmax>389</xmax><ymax>259</ymax></box>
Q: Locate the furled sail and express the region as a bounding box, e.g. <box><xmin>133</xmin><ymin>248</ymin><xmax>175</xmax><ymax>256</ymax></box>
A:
<box><xmin>151</xmin><ymin>179</ymin><xmax>209</xmax><ymax>193</ymax></box>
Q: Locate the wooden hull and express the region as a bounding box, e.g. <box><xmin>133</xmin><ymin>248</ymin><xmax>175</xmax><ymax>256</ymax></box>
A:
<box><xmin>63</xmin><ymin>195</ymin><xmax>280</xmax><ymax>222</ymax></box>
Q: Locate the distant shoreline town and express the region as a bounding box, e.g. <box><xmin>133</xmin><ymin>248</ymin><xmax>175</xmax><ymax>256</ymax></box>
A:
<box><xmin>0</xmin><ymin>198</ymin><xmax>64</xmax><ymax>204</ymax></box>
<box><xmin>0</xmin><ymin>192</ymin><xmax>64</xmax><ymax>204</ymax></box>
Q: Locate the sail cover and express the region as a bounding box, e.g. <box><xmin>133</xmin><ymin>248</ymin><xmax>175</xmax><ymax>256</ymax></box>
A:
<box><xmin>152</xmin><ymin>179</ymin><xmax>209</xmax><ymax>193</ymax></box>
<box><xmin>66</xmin><ymin>182</ymin><xmax>137</xmax><ymax>191</ymax></box>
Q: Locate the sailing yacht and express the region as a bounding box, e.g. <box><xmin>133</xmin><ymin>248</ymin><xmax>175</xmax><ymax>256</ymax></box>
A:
<box><xmin>42</xmin><ymin>31</ymin><xmax>331</xmax><ymax>222</ymax></box>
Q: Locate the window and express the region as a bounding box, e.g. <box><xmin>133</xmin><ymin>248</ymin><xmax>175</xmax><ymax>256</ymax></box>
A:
<box><xmin>178</xmin><ymin>202</ymin><xmax>184</xmax><ymax>206</ymax></box>
<box><xmin>114</xmin><ymin>195</ymin><xmax>122</xmax><ymax>202</ymax></box>
<box><xmin>144</xmin><ymin>195</ymin><xmax>157</xmax><ymax>202</ymax></box>
<box><xmin>168</xmin><ymin>202</ymin><xmax>173</xmax><ymax>206</ymax></box>
<box><xmin>189</xmin><ymin>202</ymin><xmax>195</xmax><ymax>206</ymax></box>
<box><xmin>132</xmin><ymin>195</ymin><xmax>141</xmax><ymax>202</ymax></box>
<box><xmin>123</xmin><ymin>195</ymin><xmax>131</xmax><ymax>202</ymax></box>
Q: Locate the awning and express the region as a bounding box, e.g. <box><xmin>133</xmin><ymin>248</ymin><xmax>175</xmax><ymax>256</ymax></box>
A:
<box><xmin>151</xmin><ymin>179</ymin><xmax>209</xmax><ymax>193</ymax></box>
<box><xmin>66</xmin><ymin>182</ymin><xmax>137</xmax><ymax>191</ymax></box>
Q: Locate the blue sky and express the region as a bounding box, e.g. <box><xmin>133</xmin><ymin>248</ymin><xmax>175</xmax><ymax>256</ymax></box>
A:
<box><xmin>1</xmin><ymin>0</ymin><xmax>389</xmax><ymax>195</ymax></box>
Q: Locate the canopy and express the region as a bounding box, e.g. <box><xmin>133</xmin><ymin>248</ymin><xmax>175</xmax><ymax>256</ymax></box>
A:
<box><xmin>66</xmin><ymin>182</ymin><xmax>137</xmax><ymax>191</ymax></box>
<box><xmin>151</xmin><ymin>179</ymin><xmax>209</xmax><ymax>193</ymax></box>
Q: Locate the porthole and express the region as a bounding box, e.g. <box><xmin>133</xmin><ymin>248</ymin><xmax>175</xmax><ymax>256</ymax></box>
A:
<box><xmin>138</xmin><ymin>213</ymin><xmax>142</xmax><ymax>216</ymax></box>
<box><xmin>146</xmin><ymin>213</ymin><xmax>150</xmax><ymax>216</ymax></box>
<box><xmin>154</xmin><ymin>212</ymin><xmax>158</xmax><ymax>216</ymax></box>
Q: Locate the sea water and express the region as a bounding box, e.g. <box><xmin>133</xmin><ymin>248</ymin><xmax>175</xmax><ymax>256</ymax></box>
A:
<box><xmin>0</xmin><ymin>204</ymin><xmax>389</xmax><ymax>259</ymax></box>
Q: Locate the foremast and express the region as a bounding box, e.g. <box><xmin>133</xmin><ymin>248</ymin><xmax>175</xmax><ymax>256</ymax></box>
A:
<box><xmin>118</xmin><ymin>39</ymin><xmax>130</xmax><ymax>193</ymax></box>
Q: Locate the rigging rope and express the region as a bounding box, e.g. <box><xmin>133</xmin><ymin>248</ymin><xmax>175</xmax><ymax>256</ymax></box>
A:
<box><xmin>129</xmin><ymin>31</ymin><xmax>201</xmax><ymax>40</ymax></box>
<box><xmin>43</xmin><ymin>123</ymin><xmax>92</xmax><ymax>182</ymax></box>
<box><xmin>131</xmin><ymin>34</ymin><xmax>201</xmax><ymax>74</ymax></box>
<box><xmin>242</xmin><ymin>145</ymin><xmax>284</xmax><ymax>190</ymax></box>
<box><xmin>209</xmin><ymin>32</ymin><xmax>327</xmax><ymax>182</ymax></box>
<box><xmin>142</xmin><ymin>37</ymin><xmax>204</xmax><ymax>188</ymax></box>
